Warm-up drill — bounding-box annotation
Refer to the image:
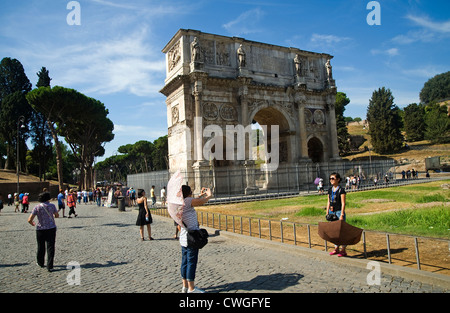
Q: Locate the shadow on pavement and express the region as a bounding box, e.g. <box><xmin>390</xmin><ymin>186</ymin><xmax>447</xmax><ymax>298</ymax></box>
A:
<box><xmin>204</xmin><ymin>272</ymin><xmax>304</xmax><ymax>293</ymax></box>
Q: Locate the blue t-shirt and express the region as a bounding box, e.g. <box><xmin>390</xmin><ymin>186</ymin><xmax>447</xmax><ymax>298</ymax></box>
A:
<box><xmin>57</xmin><ymin>193</ymin><xmax>65</xmax><ymax>205</ymax></box>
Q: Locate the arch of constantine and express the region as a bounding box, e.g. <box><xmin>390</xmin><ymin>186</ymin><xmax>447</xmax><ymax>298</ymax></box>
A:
<box><xmin>160</xmin><ymin>29</ymin><xmax>340</xmax><ymax>195</ymax></box>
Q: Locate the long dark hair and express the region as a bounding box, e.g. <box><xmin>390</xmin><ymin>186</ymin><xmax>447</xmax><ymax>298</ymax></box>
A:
<box><xmin>138</xmin><ymin>189</ymin><xmax>145</xmax><ymax>198</ymax></box>
<box><xmin>181</xmin><ymin>185</ymin><xmax>192</xmax><ymax>199</ymax></box>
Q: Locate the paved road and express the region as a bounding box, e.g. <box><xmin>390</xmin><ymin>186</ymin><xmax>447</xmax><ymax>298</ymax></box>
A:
<box><xmin>0</xmin><ymin>202</ymin><xmax>448</xmax><ymax>294</ymax></box>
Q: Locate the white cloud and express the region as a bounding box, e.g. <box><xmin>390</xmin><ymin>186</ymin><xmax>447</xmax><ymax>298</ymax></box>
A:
<box><xmin>310</xmin><ymin>34</ymin><xmax>351</xmax><ymax>45</ymax></box>
<box><xmin>308</xmin><ymin>33</ymin><xmax>352</xmax><ymax>52</ymax></box>
<box><xmin>91</xmin><ymin>0</ymin><xmax>138</xmax><ymax>10</ymax></box>
<box><xmin>392</xmin><ymin>15</ymin><xmax>450</xmax><ymax>45</ymax></box>
<box><xmin>406</xmin><ymin>14</ymin><xmax>450</xmax><ymax>33</ymax></box>
<box><xmin>14</xmin><ymin>26</ymin><xmax>165</xmax><ymax>97</ymax></box>
<box><xmin>114</xmin><ymin>124</ymin><xmax>166</xmax><ymax>139</ymax></box>
<box><xmin>222</xmin><ymin>8</ymin><xmax>265</xmax><ymax>36</ymax></box>
<box><xmin>370</xmin><ymin>48</ymin><xmax>399</xmax><ymax>56</ymax></box>
<box><xmin>401</xmin><ymin>65</ymin><xmax>442</xmax><ymax>79</ymax></box>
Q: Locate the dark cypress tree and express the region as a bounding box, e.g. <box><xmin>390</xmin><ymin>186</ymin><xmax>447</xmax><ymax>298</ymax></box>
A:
<box><xmin>335</xmin><ymin>92</ymin><xmax>351</xmax><ymax>155</ymax></box>
<box><xmin>403</xmin><ymin>103</ymin><xmax>425</xmax><ymax>142</ymax></box>
<box><xmin>366</xmin><ymin>87</ymin><xmax>404</xmax><ymax>154</ymax></box>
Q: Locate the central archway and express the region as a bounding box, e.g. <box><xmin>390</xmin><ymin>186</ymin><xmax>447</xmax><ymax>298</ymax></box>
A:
<box><xmin>251</xmin><ymin>106</ymin><xmax>293</xmax><ymax>164</ymax></box>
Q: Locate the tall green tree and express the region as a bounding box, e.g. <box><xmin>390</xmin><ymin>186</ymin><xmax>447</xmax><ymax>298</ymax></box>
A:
<box><xmin>36</xmin><ymin>67</ymin><xmax>52</xmax><ymax>88</ymax></box>
<box><xmin>403</xmin><ymin>103</ymin><xmax>425</xmax><ymax>142</ymax></box>
<box><xmin>0</xmin><ymin>57</ymin><xmax>32</xmax><ymax>169</ymax></box>
<box><xmin>335</xmin><ymin>92</ymin><xmax>351</xmax><ymax>155</ymax></box>
<box><xmin>27</xmin><ymin>86</ymin><xmax>70</xmax><ymax>189</ymax></box>
<box><xmin>424</xmin><ymin>102</ymin><xmax>450</xmax><ymax>144</ymax></box>
<box><xmin>29</xmin><ymin>67</ymin><xmax>53</xmax><ymax>180</ymax></box>
<box><xmin>27</xmin><ymin>86</ymin><xmax>114</xmax><ymax>189</ymax></box>
<box><xmin>59</xmin><ymin>95</ymin><xmax>114</xmax><ymax>189</ymax></box>
<box><xmin>366</xmin><ymin>87</ymin><xmax>404</xmax><ymax>154</ymax></box>
<box><xmin>420</xmin><ymin>71</ymin><xmax>450</xmax><ymax>104</ymax></box>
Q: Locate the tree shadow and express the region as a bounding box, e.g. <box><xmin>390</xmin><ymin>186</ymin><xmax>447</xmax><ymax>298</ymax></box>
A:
<box><xmin>204</xmin><ymin>272</ymin><xmax>303</xmax><ymax>293</ymax></box>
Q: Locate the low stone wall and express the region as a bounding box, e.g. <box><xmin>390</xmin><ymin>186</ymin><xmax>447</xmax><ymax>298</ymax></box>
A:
<box><xmin>0</xmin><ymin>182</ymin><xmax>61</xmax><ymax>202</ymax></box>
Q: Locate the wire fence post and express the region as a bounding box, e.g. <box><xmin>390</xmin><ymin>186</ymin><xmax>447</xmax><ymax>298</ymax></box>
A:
<box><xmin>414</xmin><ymin>237</ymin><xmax>421</xmax><ymax>270</ymax></box>
<box><xmin>307</xmin><ymin>224</ymin><xmax>311</xmax><ymax>248</ymax></box>
<box><xmin>386</xmin><ymin>234</ymin><xmax>391</xmax><ymax>264</ymax></box>
<box><xmin>280</xmin><ymin>221</ymin><xmax>284</xmax><ymax>243</ymax></box>
<box><xmin>293</xmin><ymin>223</ymin><xmax>297</xmax><ymax>246</ymax></box>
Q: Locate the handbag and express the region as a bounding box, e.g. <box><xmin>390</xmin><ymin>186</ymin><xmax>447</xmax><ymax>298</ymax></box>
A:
<box><xmin>326</xmin><ymin>213</ymin><xmax>339</xmax><ymax>222</ymax></box>
<box><xmin>183</xmin><ymin>222</ymin><xmax>209</xmax><ymax>249</ymax></box>
<box><xmin>187</xmin><ymin>228</ymin><xmax>209</xmax><ymax>249</ymax></box>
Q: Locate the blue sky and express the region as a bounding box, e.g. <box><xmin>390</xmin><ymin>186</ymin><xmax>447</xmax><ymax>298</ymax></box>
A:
<box><xmin>1</xmin><ymin>0</ymin><xmax>449</xmax><ymax>161</ymax></box>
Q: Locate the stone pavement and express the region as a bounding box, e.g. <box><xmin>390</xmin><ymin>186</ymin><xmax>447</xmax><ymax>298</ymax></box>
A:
<box><xmin>0</xmin><ymin>202</ymin><xmax>448</xmax><ymax>294</ymax></box>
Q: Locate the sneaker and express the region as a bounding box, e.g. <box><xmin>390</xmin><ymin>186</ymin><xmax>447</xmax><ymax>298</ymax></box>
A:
<box><xmin>188</xmin><ymin>287</ymin><xmax>205</xmax><ymax>293</ymax></box>
<box><xmin>181</xmin><ymin>287</ymin><xmax>188</xmax><ymax>293</ymax></box>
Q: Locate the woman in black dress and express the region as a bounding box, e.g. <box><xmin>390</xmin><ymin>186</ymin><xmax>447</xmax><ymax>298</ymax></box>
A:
<box><xmin>136</xmin><ymin>189</ymin><xmax>153</xmax><ymax>241</ymax></box>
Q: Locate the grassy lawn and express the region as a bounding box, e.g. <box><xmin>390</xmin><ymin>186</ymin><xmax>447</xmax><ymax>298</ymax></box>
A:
<box><xmin>200</xmin><ymin>179</ymin><xmax>450</xmax><ymax>239</ymax></box>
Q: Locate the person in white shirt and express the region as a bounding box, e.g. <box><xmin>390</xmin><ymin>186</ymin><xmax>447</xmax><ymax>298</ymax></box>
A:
<box><xmin>160</xmin><ymin>186</ymin><xmax>166</xmax><ymax>207</ymax></box>
<box><xmin>179</xmin><ymin>186</ymin><xmax>212</xmax><ymax>293</ymax></box>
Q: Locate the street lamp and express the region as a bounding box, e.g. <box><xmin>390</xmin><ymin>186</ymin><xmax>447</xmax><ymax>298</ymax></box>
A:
<box><xmin>16</xmin><ymin>116</ymin><xmax>26</xmax><ymax>196</ymax></box>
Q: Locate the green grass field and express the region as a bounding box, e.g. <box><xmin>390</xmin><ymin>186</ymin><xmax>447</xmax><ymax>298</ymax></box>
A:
<box><xmin>202</xmin><ymin>179</ymin><xmax>450</xmax><ymax>238</ymax></box>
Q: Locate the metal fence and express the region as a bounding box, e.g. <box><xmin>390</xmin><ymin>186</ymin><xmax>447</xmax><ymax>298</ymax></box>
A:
<box><xmin>152</xmin><ymin>207</ymin><xmax>450</xmax><ymax>274</ymax></box>
<box><xmin>127</xmin><ymin>159</ymin><xmax>398</xmax><ymax>202</ymax></box>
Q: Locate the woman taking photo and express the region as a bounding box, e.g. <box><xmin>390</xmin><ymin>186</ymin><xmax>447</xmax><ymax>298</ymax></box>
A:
<box><xmin>136</xmin><ymin>189</ymin><xmax>153</xmax><ymax>241</ymax></box>
<box><xmin>326</xmin><ymin>172</ymin><xmax>347</xmax><ymax>257</ymax></box>
<box><xmin>179</xmin><ymin>185</ymin><xmax>212</xmax><ymax>293</ymax></box>
<box><xmin>27</xmin><ymin>192</ymin><xmax>59</xmax><ymax>272</ymax></box>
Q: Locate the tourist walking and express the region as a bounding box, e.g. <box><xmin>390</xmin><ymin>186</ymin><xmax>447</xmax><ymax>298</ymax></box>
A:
<box><xmin>76</xmin><ymin>190</ymin><xmax>81</xmax><ymax>203</ymax></box>
<box><xmin>27</xmin><ymin>192</ymin><xmax>59</xmax><ymax>272</ymax></box>
<box><xmin>180</xmin><ymin>185</ymin><xmax>212</xmax><ymax>293</ymax></box>
<box><xmin>57</xmin><ymin>189</ymin><xmax>66</xmax><ymax>217</ymax></box>
<box><xmin>96</xmin><ymin>188</ymin><xmax>102</xmax><ymax>206</ymax></box>
<box><xmin>326</xmin><ymin>172</ymin><xmax>347</xmax><ymax>257</ymax></box>
<box><xmin>136</xmin><ymin>189</ymin><xmax>153</xmax><ymax>241</ymax></box>
<box><xmin>161</xmin><ymin>186</ymin><xmax>166</xmax><ymax>207</ymax></box>
<box><xmin>150</xmin><ymin>186</ymin><xmax>156</xmax><ymax>207</ymax></box>
<box><xmin>22</xmin><ymin>193</ymin><xmax>29</xmax><ymax>213</ymax></box>
<box><xmin>67</xmin><ymin>189</ymin><xmax>78</xmax><ymax>218</ymax></box>
<box><xmin>14</xmin><ymin>193</ymin><xmax>20</xmax><ymax>212</ymax></box>
<box><xmin>129</xmin><ymin>187</ymin><xmax>136</xmax><ymax>206</ymax></box>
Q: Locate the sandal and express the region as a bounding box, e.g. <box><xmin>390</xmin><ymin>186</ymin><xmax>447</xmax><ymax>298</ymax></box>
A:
<box><xmin>329</xmin><ymin>249</ymin><xmax>340</xmax><ymax>255</ymax></box>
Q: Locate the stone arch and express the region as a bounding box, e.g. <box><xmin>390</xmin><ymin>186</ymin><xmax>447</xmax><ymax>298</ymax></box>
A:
<box><xmin>249</xmin><ymin>105</ymin><xmax>295</xmax><ymax>163</ymax></box>
<box><xmin>307</xmin><ymin>136</ymin><xmax>324</xmax><ymax>163</ymax></box>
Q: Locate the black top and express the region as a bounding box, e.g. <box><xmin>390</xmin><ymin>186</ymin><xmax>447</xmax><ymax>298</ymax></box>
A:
<box><xmin>328</xmin><ymin>186</ymin><xmax>346</xmax><ymax>212</ymax></box>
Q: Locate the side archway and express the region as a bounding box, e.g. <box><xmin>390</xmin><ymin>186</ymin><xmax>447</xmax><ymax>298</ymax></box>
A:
<box><xmin>307</xmin><ymin>136</ymin><xmax>324</xmax><ymax>163</ymax></box>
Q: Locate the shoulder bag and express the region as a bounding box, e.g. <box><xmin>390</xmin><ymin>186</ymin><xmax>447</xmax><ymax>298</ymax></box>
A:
<box><xmin>183</xmin><ymin>222</ymin><xmax>209</xmax><ymax>249</ymax></box>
